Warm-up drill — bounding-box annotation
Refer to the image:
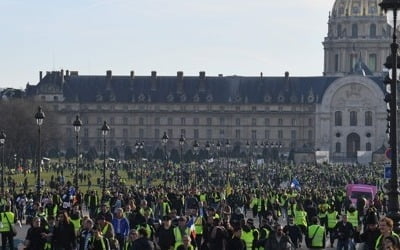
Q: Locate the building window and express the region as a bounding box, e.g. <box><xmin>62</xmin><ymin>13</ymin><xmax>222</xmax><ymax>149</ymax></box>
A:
<box><xmin>291</xmin><ymin>130</ymin><xmax>296</xmax><ymax>141</ymax></box>
<box><xmin>265</xmin><ymin>130</ymin><xmax>270</xmax><ymax>139</ymax></box>
<box><xmin>110</xmin><ymin>128</ymin><xmax>115</xmax><ymax>137</ymax></box>
<box><xmin>236</xmin><ymin>118</ymin><xmax>240</xmax><ymax>126</ymax></box>
<box><xmin>278</xmin><ymin>119</ymin><xmax>283</xmax><ymax>126</ymax></box>
<box><xmin>352</xmin><ymin>23</ymin><xmax>358</xmax><ymax>38</ymax></box>
<box><xmin>123</xmin><ymin>117</ymin><xmax>128</xmax><ymax>125</ymax></box>
<box><xmin>370</xmin><ymin>23</ymin><xmax>376</xmax><ymax>37</ymax></box>
<box><xmin>366</xmin><ymin>142</ymin><xmax>372</xmax><ymax>151</ymax></box>
<box><xmin>53</xmin><ymin>96</ymin><xmax>58</xmax><ymax>101</ymax></box>
<box><xmin>335</xmin><ymin>111</ymin><xmax>342</xmax><ymax>126</ymax></box>
<box><xmin>155</xmin><ymin>117</ymin><xmax>160</xmax><ymax>126</ymax></box>
<box><xmin>219</xmin><ymin>129</ymin><xmax>225</xmax><ymax>138</ymax></box>
<box><xmin>181</xmin><ymin>117</ymin><xmax>186</xmax><ymax>125</ymax></box>
<box><xmin>350</xmin><ymin>111</ymin><xmax>357</xmax><ymax>126</ymax></box>
<box><xmin>110</xmin><ymin>117</ymin><xmax>115</xmax><ymax>125</ymax></box>
<box><xmin>265</xmin><ymin>118</ymin><xmax>270</xmax><ymax>126</ymax></box>
<box><xmin>66</xmin><ymin>128</ymin><xmax>72</xmax><ymax>138</ymax></box>
<box><xmin>139</xmin><ymin>128</ymin><xmax>144</xmax><ymax>138</ymax></box>
<box><xmin>168</xmin><ymin>118</ymin><xmax>173</xmax><ymax>126</ymax></box>
<box><xmin>139</xmin><ymin>117</ymin><xmax>144</xmax><ymax>126</ymax></box>
<box><xmin>365</xmin><ymin>111</ymin><xmax>373</xmax><ymax>126</ymax></box>
<box><xmin>207</xmin><ymin>129</ymin><xmax>212</xmax><ymax>139</ymax></box>
<box><xmin>350</xmin><ymin>54</ymin><xmax>357</xmax><ymax>72</ymax></box>
<box><xmin>168</xmin><ymin>129</ymin><xmax>173</xmax><ymax>139</ymax></box>
<box><xmin>84</xmin><ymin>128</ymin><xmax>89</xmax><ymax>137</ymax></box>
<box><xmin>251</xmin><ymin>118</ymin><xmax>256</xmax><ymax>126</ymax></box>
<box><xmin>335</xmin><ymin>54</ymin><xmax>339</xmax><ymax>72</ymax></box>
<box><xmin>368</xmin><ymin>54</ymin><xmax>377</xmax><ymax>72</ymax></box>
<box><xmin>180</xmin><ymin>129</ymin><xmax>186</xmax><ymax>138</ymax></box>
<box><xmin>291</xmin><ymin>119</ymin><xmax>297</xmax><ymax>126</ymax></box>
<box><xmin>337</xmin><ymin>24</ymin><xmax>342</xmax><ymax>37</ymax></box>
<box><xmin>278</xmin><ymin>130</ymin><xmax>283</xmax><ymax>140</ymax></box>
<box><xmin>252</xmin><ymin>130</ymin><xmax>257</xmax><ymax>140</ymax></box>
<box><xmin>207</xmin><ymin>118</ymin><xmax>212</xmax><ymax>126</ymax></box>
<box><xmin>220</xmin><ymin>117</ymin><xmax>225</xmax><ymax>126</ymax></box>
<box><xmin>123</xmin><ymin>128</ymin><xmax>128</xmax><ymax>138</ymax></box>
<box><xmin>154</xmin><ymin>129</ymin><xmax>160</xmax><ymax>140</ymax></box>
<box><xmin>308</xmin><ymin>118</ymin><xmax>313</xmax><ymax>126</ymax></box>
<box><xmin>97</xmin><ymin>117</ymin><xmax>102</xmax><ymax>125</ymax></box>
<box><xmin>235</xmin><ymin>129</ymin><xmax>241</xmax><ymax>139</ymax></box>
<box><xmin>193</xmin><ymin>118</ymin><xmax>199</xmax><ymax>126</ymax></box>
<box><xmin>235</xmin><ymin>106</ymin><xmax>240</xmax><ymax>112</ymax></box>
<box><xmin>335</xmin><ymin>142</ymin><xmax>341</xmax><ymax>153</ymax></box>
<box><xmin>252</xmin><ymin>106</ymin><xmax>256</xmax><ymax>112</ymax></box>
<box><xmin>308</xmin><ymin>130</ymin><xmax>313</xmax><ymax>141</ymax></box>
<box><xmin>194</xmin><ymin>129</ymin><xmax>199</xmax><ymax>139</ymax></box>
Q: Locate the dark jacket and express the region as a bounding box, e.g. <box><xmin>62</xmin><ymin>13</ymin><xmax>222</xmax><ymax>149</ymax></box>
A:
<box><xmin>132</xmin><ymin>237</ymin><xmax>156</xmax><ymax>250</ymax></box>
<box><xmin>264</xmin><ymin>233</ymin><xmax>294</xmax><ymax>250</ymax></box>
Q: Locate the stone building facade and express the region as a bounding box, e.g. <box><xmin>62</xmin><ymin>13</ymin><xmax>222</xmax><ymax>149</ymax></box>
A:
<box><xmin>24</xmin><ymin>0</ymin><xmax>391</xmax><ymax>163</ymax></box>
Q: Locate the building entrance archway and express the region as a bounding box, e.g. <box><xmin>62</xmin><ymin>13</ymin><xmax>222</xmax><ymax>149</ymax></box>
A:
<box><xmin>347</xmin><ymin>133</ymin><xmax>360</xmax><ymax>158</ymax></box>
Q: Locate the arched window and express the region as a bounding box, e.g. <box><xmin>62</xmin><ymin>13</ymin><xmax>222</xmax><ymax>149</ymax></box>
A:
<box><xmin>335</xmin><ymin>111</ymin><xmax>342</xmax><ymax>126</ymax></box>
<box><xmin>335</xmin><ymin>142</ymin><xmax>341</xmax><ymax>153</ymax></box>
<box><xmin>365</xmin><ymin>111</ymin><xmax>373</xmax><ymax>126</ymax></box>
<box><xmin>366</xmin><ymin>142</ymin><xmax>372</xmax><ymax>151</ymax></box>
<box><xmin>370</xmin><ymin>24</ymin><xmax>376</xmax><ymax>37</ymax></box>
<box><xmin>337</xmin><ymin>24</ymin><xmax>342</xmax><ymax>37</ymax></box>
<box><xmin>352</xmin><ymin>24</ymin><xmax>358</xmax><ymax>38</ymax></box>
<box><xmin>350</xmin><ymin>111</ymin><xmax>358</xmax><ymax>126</ymax></box>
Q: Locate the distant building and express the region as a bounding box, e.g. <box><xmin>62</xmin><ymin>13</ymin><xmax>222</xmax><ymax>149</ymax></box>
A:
<box><xmin>24</xmin><ymin>0</ymin><xmax>391</xmax><ymax>163</ymax></box>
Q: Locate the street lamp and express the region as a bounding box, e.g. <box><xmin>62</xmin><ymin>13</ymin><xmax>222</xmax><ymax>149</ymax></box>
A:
<box><xmin>179</xmin><ymin>135</ymin><xmax>185</xmax><ymax>189</ymax></box>
<box><xmin>34</xmin><ymin>106</ymin><xmax>45</xmax><ymax>200</ymax></box>
<box><xmin>225</xmin><ymin>139</ymin><xmax>230</xmax><ymax>185</ymax></box>
<box><xmin>193</xmin><ymin>140</ymin><xmax>199</xmax><ymax>187</ymax></box>
<box><xmin>0</xmin><ymin>131</ymin><xmax>6</xmax><ymax>194</ymax></box>
<box><xmin>216</xmin><ymin>141</ymin><xmax>221</xmax><ymax>186</ymax></box>
<box><xmin>73</xmin><ymin>115</ymin><xmax>82</xmax><ymax>189</ymax></box>
<box><xmin>161</xmin><ymin>132</ymin><xmax>169</xmax><ymax>186</ymax></box>
<box><xmin>205</xmin><ymin>141</ymin><xmax>211</xmax><ymax>186</ymax></box>
<box><xmin>246</xmin><ymin>141</ymin><xmax>251</xmax><ymax>184</ymax></box>
<box><xmin>135</xmin><ymin>141</ymin><xmax>145</xmax><ymax>186</ymax></box>
<box><xmin>101</xmin><ymin>121</ymin><xmax>110</xmax><ymax>198</ymax></box>
<box><xmin>380</xmin><ymin>0</ymin><xmax>400</xmax><ymax>230</ymax></box>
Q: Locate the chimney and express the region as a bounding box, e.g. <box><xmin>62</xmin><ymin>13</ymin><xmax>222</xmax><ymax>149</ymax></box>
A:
<box><xmin>177</xmin><ymin>71</ymin><xmax>184</xmax><ymax>94</ymax></box>
<box><xmin>151</xmin><ymin>71</ymin><xmax>157</xmax><ymax>91</ymax></box>
<box><xmin>260</xmin><ymin>72</ymin><xmax>263</xmax><ymax>78</ymax></box>
<box><xmin>285</xmin><ymin>71</ymin><xmax>289</xmax><ymax>78</ymax></box>
<box><xmin>218</xmin><ymin>74</ymin><xmax>223</xmax><ymax>77</ymax></box>
<box><xmin>130</xmin><ymin>71</ymin><xmax>135</xmax><ymax>79</ymax></box>
<box><xmin>106</xmin><ymin>70</ymin><xmax>112</xmax><ymax>79</ymax></box>
<box><xmin>39</xmin><ymin>71</ymin><xmax>43</xmax><ymax>81</ymax></box>
<box><xmin>199</xmin><ymin>71</ymin><xmax>206</xmax><ymax>92</ymax></box>
<box><xmin>60</xmin><ymin>69</ymin><xmax>64</xmax><ymax>83</ymax></box>
<box><xmin>66</xmin><ymin>70</ymin><xmax>70</xmax><ymax>77</ymax></box>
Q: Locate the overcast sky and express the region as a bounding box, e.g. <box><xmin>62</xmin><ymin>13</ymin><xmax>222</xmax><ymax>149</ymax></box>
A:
<box><xmin>0</xmin><ymin>0</ymin><xmax>334</xmax><ymax>89</ymax></box>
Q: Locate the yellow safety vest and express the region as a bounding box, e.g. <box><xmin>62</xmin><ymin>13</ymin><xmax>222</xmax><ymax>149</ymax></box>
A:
<box><xmin>346</xmin><ymin>211</ymin><xmax>358</xmax><ymax>227</ymax></box>
<box><xmin>173</xmin><ymin>227</ymin><xmax>191</xmax><ymax>250</ymax></box>
<box><xmin>70</xmin><ymin>217</ymin><xmax>81</xmax><ymax>234</ymax></box>
<box><xmin>194</xmin><ymin>216</ymin><xmax>203</xmax><ymax>235</ymax></box>
<box><xmin>308</xmin><ymin>225</ymin><xmax>325</xmax><ymax>248</ymax></box>
<box><xmin>294</xmin><ymin>210</ymin><xmax>307</xmax><ymax>227</ymax></box>
<box><xmin>241</xmin><ymin>229</ymin><xmax>254</xmax><ymax>250</ymax></box>
<box><xmin>0</xmin><ymin>212</ymin><xmax>14</xmax><ymax>232</ymax></box>
<box><xmin>327</xmin><ymin>211</ymin><xmax>338</xmax><ymax>229</ymax></box>
<box><xmin>375</xmin><ymin>232</ymin><xmax>399</xmax><ymax>249</ymax></box>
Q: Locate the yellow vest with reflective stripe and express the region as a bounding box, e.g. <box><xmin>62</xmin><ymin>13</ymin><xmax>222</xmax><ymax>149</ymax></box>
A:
<box><xmin>241</xmin><ymin>230</ymin><xmax>254</xmax><ymax>250</ymax></box>
<box><xmin>173</xmin><ymin>227</ymin><xmax>191</xmax><ymax>250</ymax></box>
<box><xmin>70</xmin><ymin>217</ymin><xmax>81</xmax><ymax>234</ymax></box>
<box><xmin>327</xmin><ymin>211</ymin><xmax>338</xmax><ymax>229</ymax></box>
<box><xmin>0</xmin><ymin>212</ymin><xmax>14</xmax><ymax>232</ymax></box>
<box><xmin>294</xmin><ymin>210</ymin><xmax>307</xmax><ymax>227</ymax></box>
<box><xmin>194</xmin><ymin>216</ymin><xmax>203</xmax><ymax>235</ymax></box>
<box><xmin>346</xmin><ymin>211</ymin><xmax>358</xmax><ymax>227</ymax></box>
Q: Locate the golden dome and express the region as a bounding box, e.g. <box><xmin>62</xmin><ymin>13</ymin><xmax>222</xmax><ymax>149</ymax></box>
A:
<box><xmin>332</xmin><ymin>0</ymin><xmax>383</xmax><ymax>17</ymax></box>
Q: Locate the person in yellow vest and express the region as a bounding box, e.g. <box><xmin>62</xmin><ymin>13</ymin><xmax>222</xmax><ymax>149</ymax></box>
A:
<box><xmin>91</xmin><ymin>225</ymin><xmax>111</xmax><ymax>250</ymax></box>
<box><xmin>176</xmin><ymin>235</ymin><xmax>195</xmax><ymax>250</ymax></box>
<box><xmin>374</xmin><ymin>216</ymin><xmax>400</xmax><ymax>250</ymax></box>
<box><xmin>96</xmin><ymin>215</ymin><xmax>119</xmax><ymax>250</ymax></box>
<box><xmin>173</xmin><ymin>216</ymin><xmax>195</xmax><ymax>250</ymax></box>
<box><xmin>326</xmin><ymin>205</ymin><xmax>339</xmax><ymax>248</ymax></box>
<box><xmin>0</xmin><ymin>204</ymin><xmax>16</xmax><ymax>250</ymax></box>
<box><xmin>294</xmin><ymin>202</ymin><xmax>308</xmax><ymax>235</ymax></box>
<box><xmin>192</xmin><ymin>208</ymin><xmax>206</xmax><ymax>249</ymax></box>
<box><xmin>241</xmin><ymin>218</ymin><xmax>258</xmax><ymax>250</ymax></box>
<box><xmin>264</xmin><ymin>223</ymin><xmax>294</xmax><ymax>250</ymax></box>
<box><xmin>70</xmin><ymin>204</ymin><xmax>83</xmax><ymax>236</ymax></box>
<box><xmin>124</xmin><ymin>229</ymin><xmax>138</xmax><ymax>250</ymax></box>
<box><xmin>306</xmin><ymin>216</ymin><xmax>325</xmax><ymax>249</ymax></box>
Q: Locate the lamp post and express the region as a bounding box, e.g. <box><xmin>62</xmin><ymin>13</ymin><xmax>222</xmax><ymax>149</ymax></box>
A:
<box><xmin>193</xmin><ymin>140</ymin><xmax>199</xmax><ymax>187</ymax></box>
<box><xmin>246</xmin><ymin>141</ymin><xmax>251</xmax><ymax>185</ymax></box>
<box><xmin>161</xmin><ymin>132</ymin><xmax>169</xmax><ymax>186</ymax></box>
<box><xmin>101</xmin><ymin>121</ymin><xmax>110</xmax><ymax>198</ymax></box>
<box><xmin>205</xmin><ymin>141</ymin><xmax>211</xmax><ymax>186</ymax></box>
<box><xmin>380</xmin><ymin>0</ymin><xmax>400</xmax><ymax>230</ymax></box>
<box><xmin>73</xmin><ymin>115</ymin><xmax>82</xmax><ymax>189</ymax></box>
<box><xmin>34</xmin><ymin>106</ymin><xmax>45</xmax><ymax>200</ymax></box>
<box><xmin>179</xmin><ymin>135</ymin><xmax>185</xmax><ymax>189</ymax></box>
<box><xmin>0</xmin><ymin>131</ymin><xmax>6</xmax><ymax>194</ymax></box>
<box><xmin>135</xmin><ymin>141</ymin><xmax>139</xmax><ymax>184</ymax></box>
<box><xmin>135</xmin><ymin>141</ymin><xmax>145</xmax><ymax>186</ymax></box>
<box><xmin>216</xmin><ymin>141</ymin><xmax>221</xmax><ymax>186</ymax></box>
<box><xmin>225</xmin><ymin>139</ymin><xmax>230</xmax><ymax>185</ymax></box>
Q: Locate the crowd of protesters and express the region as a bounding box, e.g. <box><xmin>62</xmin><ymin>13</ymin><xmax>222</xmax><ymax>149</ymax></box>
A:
<box><xmin>0</xmin><ymin>159</ymin><xmax>397</xmax><ymax>249</ymax></box>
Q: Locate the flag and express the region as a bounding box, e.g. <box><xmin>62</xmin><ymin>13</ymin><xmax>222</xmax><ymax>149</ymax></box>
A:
<box><xmin>225</xmin><ymin>180</ymin><xmax>232</xmax><ymax>196</ymax></box>
<box><xmin>290</xmin><ymin>178</ymin><xmax>301</xmax><ymax>191</ymax></box>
